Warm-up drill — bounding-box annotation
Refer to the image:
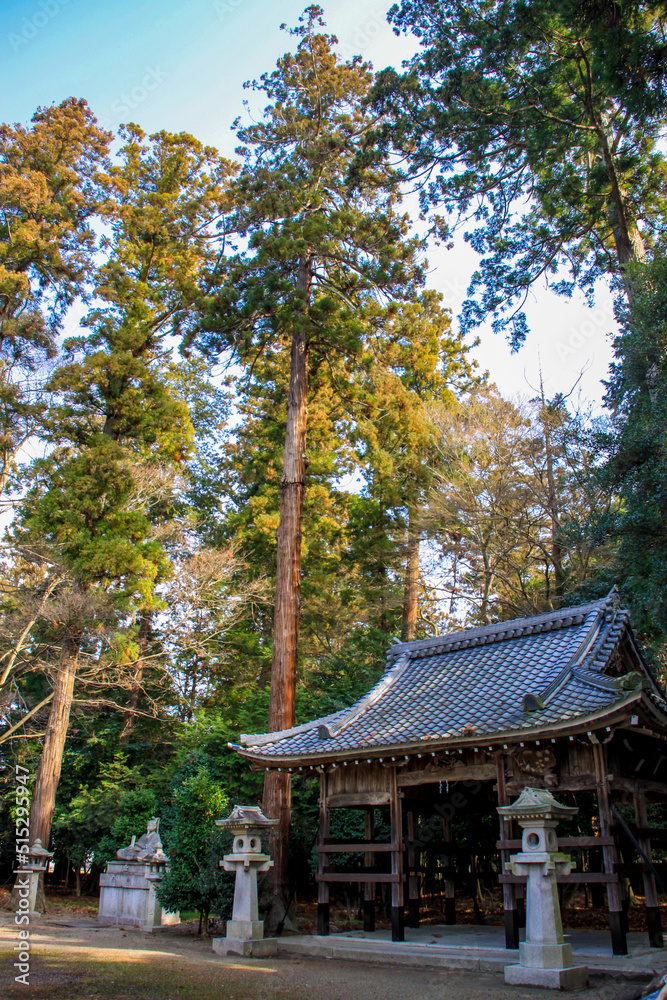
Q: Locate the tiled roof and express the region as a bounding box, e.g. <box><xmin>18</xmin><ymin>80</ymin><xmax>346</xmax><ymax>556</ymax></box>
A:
<box><xmin>237</xmin><ymin>592</ymin><xmax>667</xmax><ymax>766</ymax></box>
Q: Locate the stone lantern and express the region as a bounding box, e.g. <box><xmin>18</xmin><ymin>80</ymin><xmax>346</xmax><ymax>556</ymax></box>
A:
<box><xmin>212</xmin><ymin>805</ymin><xmax>278</xmax><ymax>958</ymax></box>
<box><xmin>20</xmin><ymin>838</ymin><xmax>53</xmax><ymax>915</ymax></box>
<box><xmin>498</xmin><ymin>786</ymin><xmax>589</xmax><ymax>990</ymax></box>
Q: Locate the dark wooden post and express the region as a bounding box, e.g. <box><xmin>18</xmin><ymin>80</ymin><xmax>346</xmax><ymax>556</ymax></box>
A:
<box><xmin>589</xmin><ymin>845</ymin><xmax>606</xmax><ymax>909</ymax></box>
<box><xmin>389</xmin><ymin>766</ymin><xmax>404</xmax><ymax>941</ymax></box>
<box><xmin>363</xmin><ymin>807</ymin><xmax>375</xmax><ymax>932</ymax></box>
<box><xmin>496</xmin><ymin>754</ymin><xmax>519</xmax><ymax>949</ymax></box>
<box><xmin>444</xmin><ymin>816</ymin><xmax>456</xmax><ymax>924</ymax></box>
<box><xmin>592</xmin><ymin>742</ymin><xmax>627</xmax><ymax>955</ymax></box>
<box><xmin>317</xmin><ymin>770</ymin><xmax>330</xmax><ymax>935</ymax></box>
<box><xmin>633</xmin><ymin>789</ymin><xmax>664</xmax><ymax>948</ymax></box>
<box><xmin>406</xmin><ymin>810</ymin><xmax>420</xmax><ymax>928</ymax></box>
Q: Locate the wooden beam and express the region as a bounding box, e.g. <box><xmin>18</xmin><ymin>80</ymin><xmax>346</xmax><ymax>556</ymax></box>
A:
<box><xmin>552</xmin><ymin>774</ymin><xmax>598</xmax><ymax>791</ymax></box>
<box><xmin>316</xmin><ymin>872</ymin><xmax>400</xmax><ymax>884</ymax></box>
<box><xmin>316</xmin><ymin>842</ymin><xmax>398</xmax><ymax>853</ymax></box>
<box><xmin>635</xmin><ymin>827</ymin><xmax>667</xmax><ymax>839</ymax></box>
<box><xmin>326</xmin><ymin>792</ymin><xmax>390</xmax><ymax>808</ymax></box>
<box><xmin>506</xmin><ymin>774</ymin><xmax>598</xmax><ymax>796</ymax></box>
<box><xmin>397</xmin><ymin>764</ymin><xmax>496</xmax><ymax>787</ymax></box>
<box><xmin>612</xmin><ymin>776</ymin><xmax>667</xmax><ymax>797</ymax></box>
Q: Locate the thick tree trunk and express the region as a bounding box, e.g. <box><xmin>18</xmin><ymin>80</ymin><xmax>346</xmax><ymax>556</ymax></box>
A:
<box><xmin>28</xmin><ymin>634</ymin><xmax>79</xmax><ymax>847</ymax></box>
<box><xmin>401</xmin><ymin>511</ymin><xmax>420</xmax><ymax>642</ymax></box>
<box><xmin>578</xmin><ymin>49</ymin><xmax>646</xmax><ymax>299</ymax></box>
<box><xmin>262</xmin><ymin>255</ymin><xmax>311</xmax><ymax>920</ymax></box>
<box><xmin>120</xmin><ymin>611</ymin><xmax>150</xmax><ymax>743</ymax></box>
<box><xmin>8</xmin><ymin>634</ymin><xmax>80</xmax><ymax>912</ymax></box>
<box><xmin>539</xmin><ymin>393</ymin><xmax>565</xmax><ymax>607</ymax></box>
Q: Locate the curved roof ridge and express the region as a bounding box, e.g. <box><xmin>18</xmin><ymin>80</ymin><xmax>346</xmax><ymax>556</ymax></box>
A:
<box><xmin>240</xmin><ymin>706</ymin><xmax>349</xmax><ymax>748</ymax></box>
<box><xmin>386</xmin><ymin>595</ymin><xmax>615</xmax><ymax>663</ymax></box>
<box><xmin>317</xmin><ymin>653</ymin><xmax>411</xmax><ymax>740</ymax></box>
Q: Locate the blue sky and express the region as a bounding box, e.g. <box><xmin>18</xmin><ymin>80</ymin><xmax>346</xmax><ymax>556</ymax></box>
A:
<box><xmin>1</xmin><ymin>0</ymin><xmax>616</xmax><ymax>404</ymax></box>
<box><xmin>1</xmin><ymin>0</ymin><xmax>411</xmax><ymax>151</ymax></box>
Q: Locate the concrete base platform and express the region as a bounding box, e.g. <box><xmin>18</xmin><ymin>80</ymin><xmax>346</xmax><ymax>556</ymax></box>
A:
<box><xmin>277</xmin><ymin>925</ymin><xmax>667</xmax><ymax>979</ymax></box>
<box><xmin>212</xmin><ymin>936</ymin><xmax>277</xmax><ymax>958</ymax></box>
<box><xmin>504</xmin><ymin>963</ymin><xmax>589</xmax><ymax>990</ymax></box>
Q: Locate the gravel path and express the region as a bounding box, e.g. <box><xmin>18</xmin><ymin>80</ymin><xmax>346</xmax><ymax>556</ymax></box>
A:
<box><xmin>0</xmin><ymin>913</ymin><xmax>647</xmax><ymax>1000</ymax></box>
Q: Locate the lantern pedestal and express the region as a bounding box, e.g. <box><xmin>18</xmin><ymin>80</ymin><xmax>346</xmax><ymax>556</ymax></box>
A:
<box><xmin>212</xmin><ymin>805</ymin><xmax>279</xmax><ymax>959</ymax></box>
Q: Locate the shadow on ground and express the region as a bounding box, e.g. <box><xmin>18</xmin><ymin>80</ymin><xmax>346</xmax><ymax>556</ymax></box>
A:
<box><xmin>0</xmin><ymin>946</ymin><xmax>647</xmax><ymax>1000</ymax></box>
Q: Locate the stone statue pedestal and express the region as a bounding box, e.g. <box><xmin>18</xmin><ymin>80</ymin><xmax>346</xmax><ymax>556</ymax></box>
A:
<box><xmin>498</xmin><ymin>787</ymin><xmax>589</xmax><ymax>991</ymax></box>
<box><xmin>98</xmin><ymin>818</ymin><xmax>179</xmax><ymax>932</ymax></box>
<box><xmin>212</xmin><ymin>805</ymin><xmax>279</xmax><ymax>959</ymax></box>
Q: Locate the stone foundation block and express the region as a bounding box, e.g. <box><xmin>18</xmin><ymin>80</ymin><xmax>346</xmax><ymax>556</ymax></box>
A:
<box><xmin>212</xmin><ymin>936</ymin><xmax>277</xmax><ymax>958</ymax></box>
<box><xmin>504</xmin><ymin>963</ymin><xmax>589</xmax><ymax>990</ymax></box>
<box><xmin>225</xmin><ymin>919</ymin><xmax>264</xmax><ymax>940</ymax></box>
<box><xmin>519</xmin><ymin>940</ymin><xmax>573</xmax><ymax>968</ymax></box>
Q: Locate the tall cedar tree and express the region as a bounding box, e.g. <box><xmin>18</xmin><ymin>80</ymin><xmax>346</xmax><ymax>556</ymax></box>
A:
<box><xmin>351</xmin><ymin>292</ymin><xmax>474</xmax><ymax>639</ymax></box>
<box><xmin>370</xmin><ymin>0</ymin><xmax>667</xmax><ymax>344</ymax></box>
<box><xmin>17</xmin><ymin>125</ymin><xmax>233</xmax><ymax>859</ymax></box>
<box><xmin>0</xmin><ymin>99</ymin><xmax>111</xmax><ymax>495</ymax></box>
<box><xmin>604</xmin><ymin>251</ymin><xmax>667</xmax><ymax>669</ymax></box>
<box><xmin>199</xmin><ymin>6</ymin><xmax>423</xmax><ymax>910</ymax></box>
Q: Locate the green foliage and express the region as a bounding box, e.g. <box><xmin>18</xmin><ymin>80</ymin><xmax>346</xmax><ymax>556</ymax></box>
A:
<box><xmin>425</xmin><ymin>386</ymin><xmax>614</xmax><ymax>622</ymax></box>
<box><xmin>603</xmin><ymin>251</ymin><xmax>667</xmax><ymax>669</ymax></box>
<box><xmin>372</xmin><ymin>0</ymin><xmax>667</xmax><ymax>343</ymax></box>
<box><xmin>156</xmin><ymin>763</ymin><xmax>231</xmax><ymax>929</ymax></box>
<box><xmin>53</xmin><ymin>754</ymin><xmax>158</xmax><ymax>871</ymax></box>
<box><xmin>0</xmin><ymin>99</ymin><xmax>111</xmax><ymax>497</ymax></box>
<box><xmin>199</xmin><ymin>6</ymin><xmax>424</xmax><ymax>362</ymax></box>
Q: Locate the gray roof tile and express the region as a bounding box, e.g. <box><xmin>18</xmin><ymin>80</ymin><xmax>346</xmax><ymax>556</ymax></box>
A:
<box><xmin>237</xmin><ymin>592</ymin><xmax>667</xmax><ymax>765</ymax></box>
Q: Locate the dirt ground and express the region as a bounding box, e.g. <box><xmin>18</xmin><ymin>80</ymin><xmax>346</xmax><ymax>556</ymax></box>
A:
<box><xmin>0</xmin><ymin>910</ymin><xmax>652</xmax><ymax>1000</ymax></box>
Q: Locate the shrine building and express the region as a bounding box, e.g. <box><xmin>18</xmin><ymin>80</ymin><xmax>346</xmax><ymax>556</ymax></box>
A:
<box><xmin>234</xmin><ymin>590</ymin><xmax>667</xmax><ymax>956</ymax></box>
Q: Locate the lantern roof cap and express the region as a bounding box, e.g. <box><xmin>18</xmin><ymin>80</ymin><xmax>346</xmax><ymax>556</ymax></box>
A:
<box><xmin>497</xmin><ymin>785</ymin><xmax>578</xmax><ymax>821</ymax></box>
<box><xmin>216</xmin><ymin>805</ymin><xmax>278</xmax><ymax>833</ymax></box>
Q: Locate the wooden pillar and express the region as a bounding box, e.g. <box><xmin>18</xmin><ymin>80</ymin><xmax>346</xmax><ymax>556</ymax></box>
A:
<box><xmin>589</xmin><ymin>846</ymin><xmax>606</xmax><ymax>909</ymax></box>
<box><xmin>593</xmin><ymin>742</ymin><xmax>627</xmax><ymax>955</ymax></box>
<box><xmin>444</xmin><ymin>817</ymin><xmax>456</xmax><ymax>924</ymax></box>
<box><xmin>389</xmin><ymin>766</ymin><xmax>404</xmax><ymax>941</ymax></box>
<box><xmin>633</xmin><ymin>789</ymin><xmax>664</xmax><ymax>948</ymax></box>
<box><xmin>406</xmin><ymin>810</ymin><xmax>420</xmax><ymax>928</ymax></box>
<box><xmin>496</xmin><ymin>754</ymin><xmax>519</xmax><ymax>949</ymax></box>
<box><xmin>317</xmin><ymin>770</ymin><xmax>330</xmax><ymax>935</ymax></box>
<box><xmin>363</xmin><ymin>807</ymin><xmax>375</xmax><ymax>932</ymax></box>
